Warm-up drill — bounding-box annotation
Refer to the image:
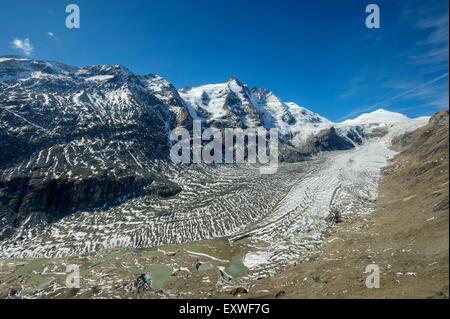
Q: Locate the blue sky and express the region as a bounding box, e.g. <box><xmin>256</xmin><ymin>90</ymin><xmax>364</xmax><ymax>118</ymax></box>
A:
<box><xmin>0</xmin><ymin>0</ymin><xmax>448</xmax><ymax>121</ymax></box>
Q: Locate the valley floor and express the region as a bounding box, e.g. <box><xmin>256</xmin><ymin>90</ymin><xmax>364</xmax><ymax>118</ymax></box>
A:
<box><xmin>0</xmin><ymin>118</ymin><xmax>448</xmax><ymax>299</ymax></box>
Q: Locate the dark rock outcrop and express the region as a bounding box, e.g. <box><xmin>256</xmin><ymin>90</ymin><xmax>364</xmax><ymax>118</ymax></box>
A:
<box><xmin>133</xmin><ymin>274</ymin><xmax>153</xmax><ymax>292</ymax></box>
<box><xmin>429</xmin><ymin>110</ymin><xmax>449</xmax><ymax>126</ymax></box>
<box><xmin>0</xmin><ymin>175</ymin><xmax>152</xmax><ymax>226</ymax></box>
<box><xmin>299</xmin><ymin>127</ymin><xmax>354</xmax><ymax>154</ymax></box>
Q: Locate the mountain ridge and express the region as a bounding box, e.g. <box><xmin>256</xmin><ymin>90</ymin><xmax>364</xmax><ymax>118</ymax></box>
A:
<box><xmin>0</xmin><ymin>56</ymin><xmax>431</xmax><ymax>240</ymax></box>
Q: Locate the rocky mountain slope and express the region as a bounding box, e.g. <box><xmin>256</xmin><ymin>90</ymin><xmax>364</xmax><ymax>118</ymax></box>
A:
<box><xmin>0</xmin><ymin>57</ymin><xmax>188</xmax><ymax>238</ymax></box>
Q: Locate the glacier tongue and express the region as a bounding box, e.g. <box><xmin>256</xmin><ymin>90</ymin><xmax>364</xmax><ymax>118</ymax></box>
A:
<box><xmin>235</xmin><ymin>118</ymin><xmax>430</xmax><ymax>278</ymax></box>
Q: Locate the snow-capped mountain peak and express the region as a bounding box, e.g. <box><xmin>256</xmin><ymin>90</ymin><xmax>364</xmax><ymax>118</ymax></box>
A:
<box><xmin>227</xmin><ymin>75</ymin><xmax>244</xmax><ymax>87</ymax></box>
<box><xmin>341</xmin><ymin>108</ymin><xmax>410</xmax><ymax>126</ymax></box>
<box><xmin>178</xmin><ymin>77</ymin><xmax>263</xmax><ymax>128</ymax></box>
<box><xmin>178</xmin><ymin>77</ymin><xmax>334</xmax><ymax>143</ymax></box>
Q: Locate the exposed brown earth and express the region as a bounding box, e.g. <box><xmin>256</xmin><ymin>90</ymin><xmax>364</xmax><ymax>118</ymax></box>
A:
<box><xmin>242</xmin><ymin>111</ymin><xmax>449</xmax><ymax>299</ymax></box>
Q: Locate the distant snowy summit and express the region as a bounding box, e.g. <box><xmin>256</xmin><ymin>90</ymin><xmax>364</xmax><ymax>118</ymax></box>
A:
<box><xmin>342</xmin><ymin>109</ymin><xmax>410</xmax><ymax>126</ymax></box>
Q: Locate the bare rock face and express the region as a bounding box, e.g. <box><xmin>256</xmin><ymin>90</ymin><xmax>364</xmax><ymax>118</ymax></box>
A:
<box><xmin>392</xmin><ymin>110</ymin><xmax>449</xmax><ymax>154</ymax></box>
<box><xmin>0</xmin><ymin>175</ymin><xmax>153</xmax><ymax>230</ymax></box>
<box><xmin>429</xmin><ymin>110</ymin><xmax>449</xmax><ymax>126</ymax></box>
<box><xmin>300</xmin><ymin>127</ymin><xmax>354</xmax><ymax>154</ymax></box>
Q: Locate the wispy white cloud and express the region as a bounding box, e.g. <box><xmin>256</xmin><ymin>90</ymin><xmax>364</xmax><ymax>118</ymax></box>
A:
<box><xmin>339</xmin><ymin>1</ymin><xmax>448</xmax><ymax>120</ymax></box>
<box><xmin>405</xmin><ymin>0</ymin><xmax>449</xmax><ymax>72</ymax></box>
<box><xmin>46</xmin><ymin>31</ymin><xmax>62</xmax><ymax>43</ymax></box>
<box><xmin>416</xmin><ymin>15</ymin><xmax>448</xmax><ymax>46</ymax></box>
<box><xmin>338</xmin><ymin>72</ymin><xmax>449</xmax><ymax>121</ymax></box>
<box><xmin>337</xmin><ymin>76</ymin><xmax>370</xmax><ymax>100</ymax></box>
<box><xmin>11</xmin><ymin>38</ymin><xmax>34</xmax><ymax>56</ymax></box>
